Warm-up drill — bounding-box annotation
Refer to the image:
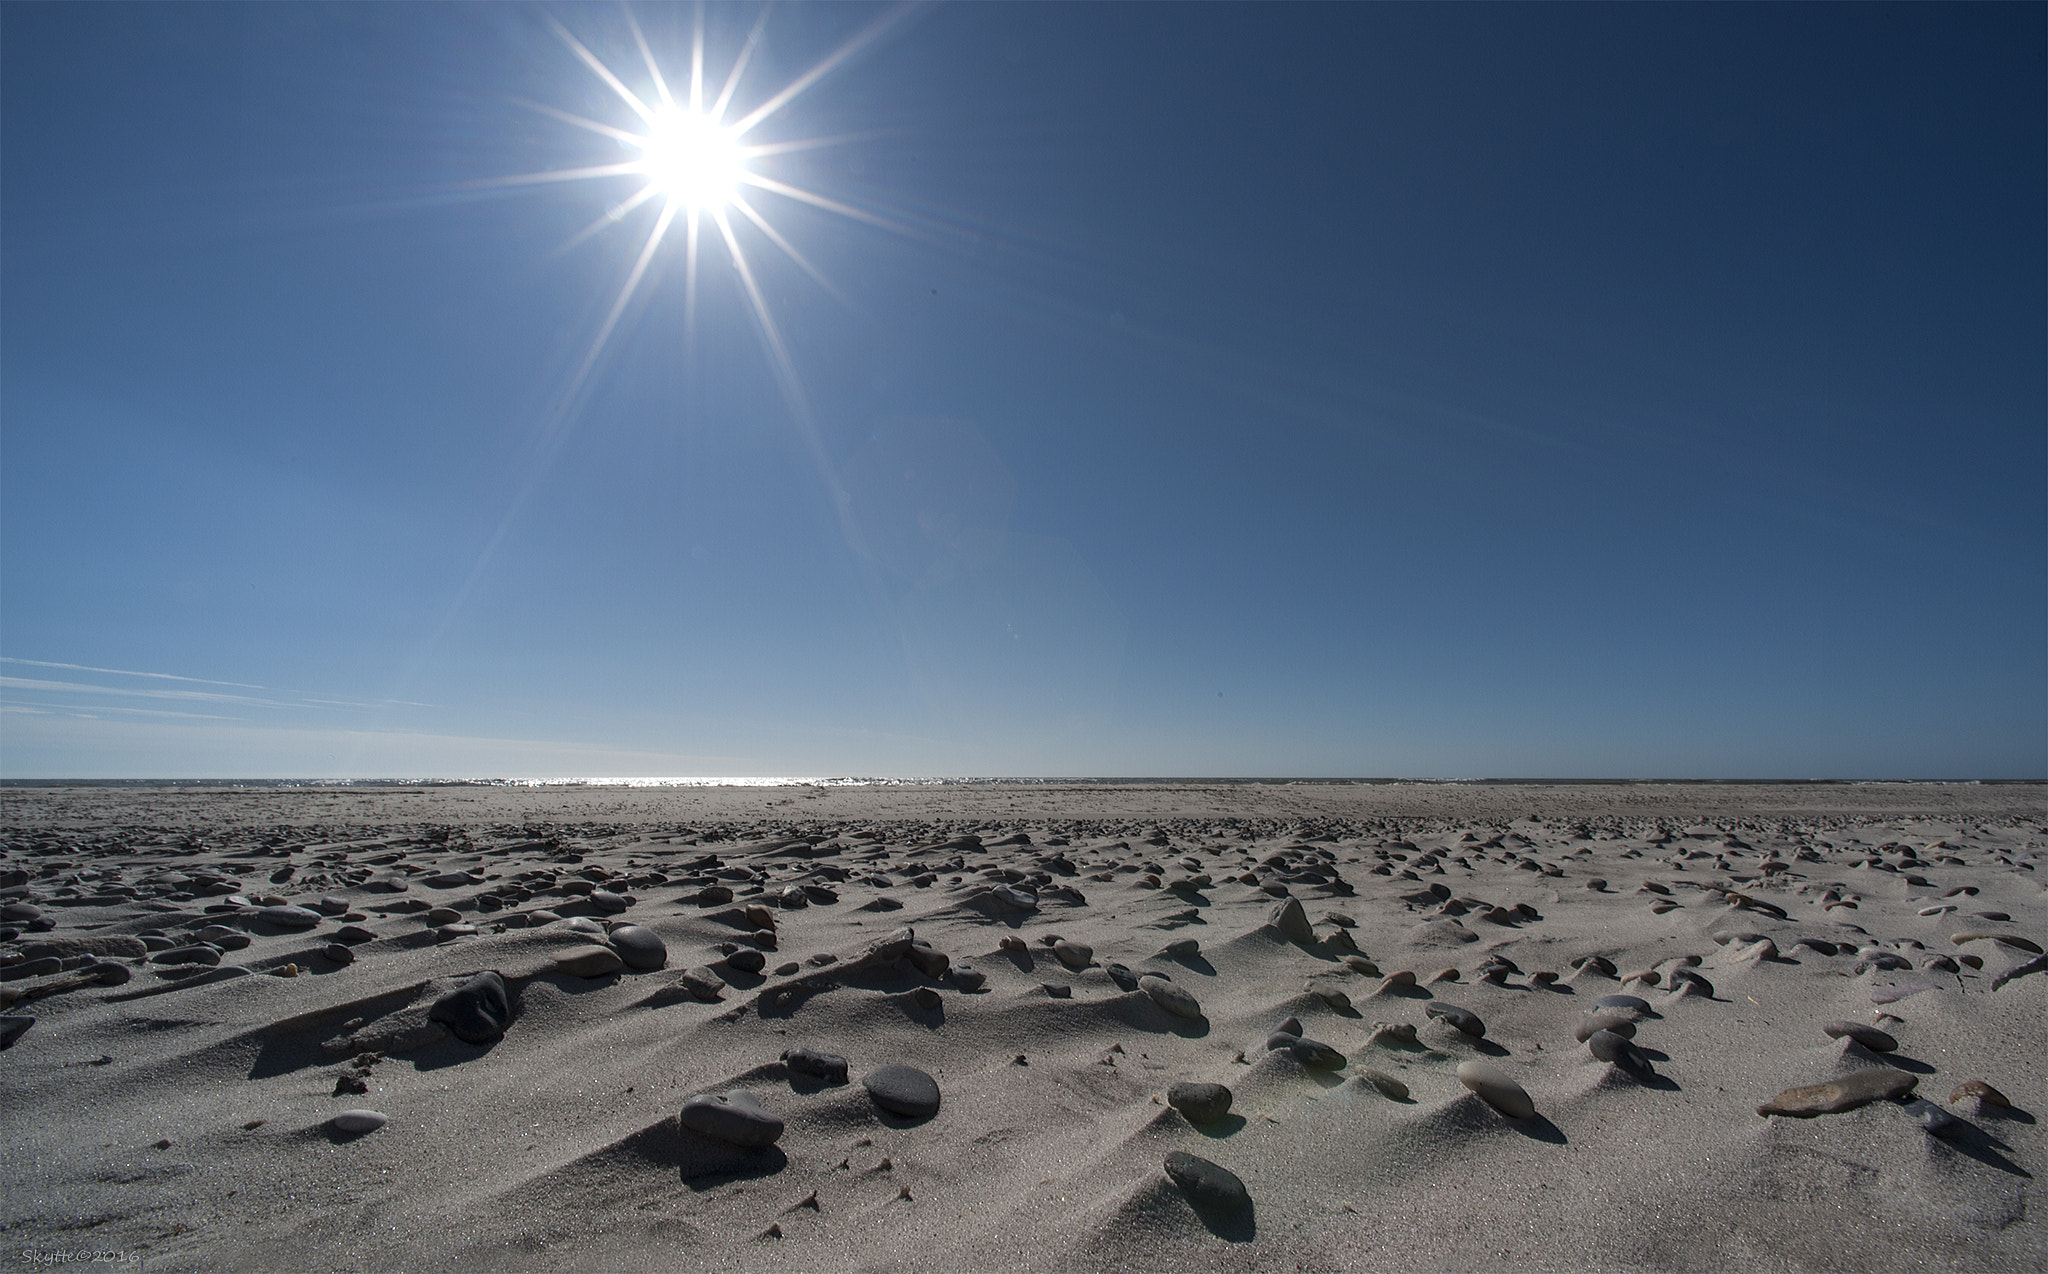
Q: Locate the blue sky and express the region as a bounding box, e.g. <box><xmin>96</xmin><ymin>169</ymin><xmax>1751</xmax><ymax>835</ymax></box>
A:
<box><xmin>2</xmin><ymin>3</ymin><xmax>2042</xmax><ymax>779</ymax></box>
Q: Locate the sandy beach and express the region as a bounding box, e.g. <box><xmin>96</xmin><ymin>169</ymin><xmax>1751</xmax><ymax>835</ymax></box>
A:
<box><xmin>2</xmin><ymin>782</ymin><xmax>2042</xmax><ymax>1273</ymax></box>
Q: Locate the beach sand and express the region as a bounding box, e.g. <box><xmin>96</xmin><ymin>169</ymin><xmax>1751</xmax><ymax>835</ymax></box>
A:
<box><xmin>2</xmin><ymin>782</ymin><xmax>2041</xmax><ymax>1273</ymax></box>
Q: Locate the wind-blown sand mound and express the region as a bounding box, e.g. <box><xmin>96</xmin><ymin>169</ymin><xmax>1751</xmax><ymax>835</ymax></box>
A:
<box><xmin>2</xmin><ymin>783</ymin><xmax>2041</xmax><ymax>1272</ymax></box>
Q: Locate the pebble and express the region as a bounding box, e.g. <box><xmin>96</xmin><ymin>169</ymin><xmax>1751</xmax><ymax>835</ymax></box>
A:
<box><xmin>428</xmin><ymin>970</ymin><xmax>513</xmax><ymax>1044</ymax></box>
<box><xmin>0</xmin><ymin>1016</ymin><xmax>32</xmax><ymax>1049</ymax></box>
<box><xmin>333</xmin><ymin>924</ymin><xmax>377</xmax><ymax>946</ymax></box>
<box><xmin>554</xmin><ymin>946</ymin><xmax>624</xmax><ymax>978</ymax></box>
<box><xmin>1356</xmin><ymin>1068</ymin><xmax>1409</xmax><ymax>1100</ymax></box>
<box><xmin>1586</xmin><ymin>1029</ymin><xmax>1655</xmax><ymax>1078</ymax></box>
<box><xmin>1757</xmin><ymin>1067</ymin><xmax>1916</xmax><ymax>1116</ymax></box>
<box><xmin>1871</xmin><ymin>981</ymin><xmax>1939</xmax><ymax>1004</ymax></box>
<box><xmin>1951</xmin><ymin>931</ymin><xmax>2043</xmax><ymax>955</ymax></box>
<box><xmin>1573</xmin><ymin>1011</ymin><xmax>1638</xmax><ymax>1042</ymax></box>
<box><xmin>1376</xmin><ymin>971</ymin><xmax>1417</xmax><ymax>994</ymax></box>
<box><xmin>1268</xmin><ymin>897</ymin><xmax>1314</xmax><ymax>944</ymax></box>
<box><xmin>906</xmin><ymin>942</ymin><xmax>950</xmax><ymax>979</ymax></box>
<box><xmin>1456</xmin><ymin>1060</ymin><xmax>1535</xmax><ymax>1119</ymax></box>
<box><xmin>1040</xmin><ymin>983</ymin><xmax>1071</xmax><ymax>999</ymax></box>
<box><xmin>1103</xmin><ymin>962</ymin><xmax>1140</xmax><ymax>991</ymax></box>
<box><xmin>680</xmin><ymin>1089</ymin><xmax>784</xmax><ymax>1147</ymax></box>
<box><xmin>675</xmin><ymin>967</ymin><xmax>727</xmax><ymax>1001</ymax></box>
<box><xmin>1305</xmin><ymin>981</ymin><xmax>1351</xmax><ymax>1010</ymax></box>
<box><xmin>607</xmin><ymin>925</ymin><xmax>668</xmax><ymax>971</ymax></box>
<box><xmin>1163</xmin><ymin>1151</ymin><xmax>1249</xmax><ymax>1211</ymax></box>
<box><xmin>948</xmin><ymin>965</ymin><xmax>987</xmax><ymax>992</ymax></box>
<box><xmin>724</xmin><ymin>949</ymin><xmax>767</xmax><ymax>974</ymax></box>
<box><xmin>424</xmin><ymin>908</ymin><xmax>462</xmax><ymax>926</ymax></box>
<box><xmin>153</xmin><ymin>946</ymin><xmax>220</xmax><ymax>967</ymax></box>
<box><xmin>1156</xmin><ymin>938</ymin><xmax>1200</xmax><ymax>960</ymax></box>
<box><xmin>1139</xmin><ymin>974</ymin><xmax>1203</xmax><ymax>1019</ymax></box>
<box><xmin>1425</xmin><ymin>1001</ymin><xmax>1486</xmax><ymax>1038</ymax></box>
<box><xmin>331</xmin><ymin>1109</ymin><xmax>388</xmax><ymax>1134</ymax></box>
<box><xmin>259</xmin><ymin>906</ymin><xmax>322</xmax><ymax>929</ymax></box>
<box><xmin>1287</xmin><ymin>1037</ymin><xmax>1346</xmax><ymax>1069</ymax></box>
<box><xmin>1822</xmin><ymin>1021</ymin><xmax>1898</xmax><ymax>1052</ymax></box>
<box><xmin>1905</xmin><ymin>1098</ymin><xmax>1963</xmax><ymax>1137</ymax></box>
<box><xmin>912</xmin><ymin>987</ymin><xmax>943</xmax><ymax>1008</ymax></box>
<box><xmin>863</xmin><ymin>1064</ymin><xmax>941</xmax><ymax>1118</ymax></box>
<box><xmin>425</xmin><ymin>872</ymin><xmax>475</xmax><ymax>888</ymax></box>
<box><xmin>1591</xmin><ymin>993</ymin><xmax>1653</xmax><ymax>1018</ymax></box>
<box><xmin>1366</xmin><ymin>1021</ymin><xmax>1418</xmax><ymax>1047</ymax></box>
<box><xmin>1167</xmin><ymin>1081</ymin><xmax>1233</xmax><ymax>1124</ymax></box>
<box><xmin>1343</xmin><ymin>956</ymin><xmax>1380</xmax><ymax>976</ymax></box>
<box><xmin>782</xmin><ymin>1047</ymin><xmax>849</xmax><ymax>1084</ymax></box>
<box><xmin>1949</xmin><ymin>1079</ymin><xmax>2010</xmax><ymax>1108</ymax></box>
<box><xmin>562</xmin><ymin>916</ymin><xmax>606</xmax><ymax>936</ymax></box>
<box><xmin>1052</xmin><ymin>939</ymin><xmax>1093</xmax><ymax>970</ymax></box>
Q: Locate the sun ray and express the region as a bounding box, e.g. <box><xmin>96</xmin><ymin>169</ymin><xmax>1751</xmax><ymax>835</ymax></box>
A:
<box><xmin>714</xmin><ymin>207</ymin><xmax>810</xmax><ymax>421</ymax></box>
<box><xmin>565</xmin><ymin>199</ymin><xmax>679</xmax><ymax>407</ymax></box>
<box><xmin>556</xmin><ymin>182</ymin><xmax>664</xmax><ymax>256</ymax></box>
<box><xmin>458</xmin><ymin>162</ymin><xmax>647</xmax><ymax>191</ymax></box>
<box><xmin>739</xmin><ymin>131</ymin><xmax>886</xmax><ymax>160</ymax></box>
<box><xmin>738</xmin><ymin>172</ymin><xmax>911</xmax><ymax>235</ymax></box>
<box><xmin>688</xmin><ymin>6</ymin><xmax>705</xmax><ymax>116</ymax></box>
<box><xmin>729</xmin><ymin>192</ymin><xmax>850</xmax><ymax>308</ymax></box>
<box><xmin>730</xmin><ymin>3</ymin><xmax>920</xmax><ymax>137</ymax></box>
<box><xmin>711</xmin><ymin>10</ymin><xmax>770</xmax><ymax>124</ymax></box>
<box><xmin>550</xmin><ymin>16</ymin><xmax>655</xmax><ymax>122</ymax></box>
<box><xmin>624</xmin><ymin>8</ymin><xmax>673</xmax><ymax>109</ymax></box>
<box><xmin>513</xmin><ymin>98</ymin><xmax>646</xmax><ymax>146</ymax></box>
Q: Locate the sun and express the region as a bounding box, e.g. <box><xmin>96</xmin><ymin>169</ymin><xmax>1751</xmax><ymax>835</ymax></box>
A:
<box><xmin>636</xmin><ymin>104</ymin><xmax>744</xmax><ymax>211</ymax></box>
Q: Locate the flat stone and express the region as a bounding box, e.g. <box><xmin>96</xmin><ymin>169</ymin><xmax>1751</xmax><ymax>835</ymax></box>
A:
<box><xmin>863</xmin><ymin>1064</ymin><xmax>941</xmax><ymax>1118</ymax></box>
<box><xmin>554</xmin><ymin>946</ymin><xmax>624</xmax><ymax>978</ymax></box>
<box><xmin>1052</xmin><ymin>939</ymin><xmax>1093</xmax><ymax>970</ymax></box>
<box><xmin>322</xmin><ymin>943</ymin><xmax>356</xmax><ymax>965</ymax></box>
<box><xmin>948</xmin><ymin>964</ymin><xmax>986</xmax><ymax>992</ymax></box>
<box><xmin>424</xmin><ymin>907</ymin><xmax>462</xmax><ymax>926</ymax></box>
<box><xmin>675</xmin><ymin>967</ymin><xmax>726</xmax><ymax>1001</ymax></box>
<box><xmin>607</xmin><ymin>925</ymin><xmax>668</xmax><ymax>971</ymax></box>
<box><xmin>258</xmin><ymin>906</ymin><xmax>322</xmax><ymax>929</ymax></box>
<box><xmin>1757</xmin><ymin>1067</ymin><xmax>1917</xmax><ymax>1116</ymax></box>
<box><xmin>1573</xmin><ymin>1011</ymin><xmax>1638</xmax><ymax>1042</ymax></box>
<box><xmin>906</xmin><ymin>942</ymin><xmax>950</xmax><ymax>979</ymax></box>
<box><xmin>1163</xmin><ymin>1151</ymin><xmax>1249</xmax><ymax>1211</ymax></box>
<box><xmin>723</xmin><ymin>949</ymin><xmax>767</xmax><ymax>974</ymax></box>
<box><xmin>1268</xmin><ymin>897</ymin><xmax>1314</xmax><ymax>944</ymax></box>
<box><xmin>1425</xmin><ymin>1001</ymin><xmax>1486</xmax><ymax>1038</ymax></box>
<box><xmin>332</xmin><ymin>1109</ymin><xmax>388</xmax><ymax>1134</ymax></box>
<box><xmin>1457</xmin><ymin>1060</ymin><xmax>1535</xmax><ymax>1119</ymax></box>
<box><xmin>1591</xmin><ymin>993</ymin><xmax>1653</xmax><ymax>1018</ymax></box>
<box><xmin>1823</xmin><ymin>1020</ymin><xmax>1898</xmax><ymax>1052</ymax></box>
<box><xmin>781</xmin><ymin>1047</ymin><xmax>849</xmax><ymax>1084</ymax></box>
<box><xmin>1951</xmin><ymin>931</ymin><xmax>2043</xmax><ymax>954</ymax></box>
<box><xmin>680</xmin><ymin>1089</ymin><xmax>783</xmax><ymax>1147</ymax></box>
<box><xmin>1357</xmin><ymin>1068</ymin><xmax>1409</xmax><ymax>1100</ymax></box>
<box><xmin>0</xmin><ymin>1016</ymin><xmax>34</xmax><ymax>1049</ymax></box>
<box><xmin>1139</xmin><ymin>974</ymin><xmax>1202</xmax><ymax>1019</ymax></box>
<box><xmin>1167</xmin><ymin>1081</ymin><xmax>1233</xmax><ymax>1124</ymax></box>
<box><xmin>1587</xmin><ymin>1029</ymin><xmax>1655</xmax><ymax>1077</ymax></box>
<box><xmin>587</xmin><ymin>889</ymin><xmax>628</xmax><ymax>914</ymax></box>
<box><xmin>428</xmin><ymin>970</ymin><xmax>513</xmax><ymax>1044</ymax></box>
<box><xmin>1287</xmin><ymin>1037</ymin><xmax>1346</xmax><ymax>1069</ymax></box>
<box><xmin>1950</xmin><ymin>1079</ymin><xmax>2010</xmax><ymax>1108</ymax></box>
<box><xmin>425</xmin><ymin>872</ymin><xmax>475</xmax><ymax>888</ymax></box>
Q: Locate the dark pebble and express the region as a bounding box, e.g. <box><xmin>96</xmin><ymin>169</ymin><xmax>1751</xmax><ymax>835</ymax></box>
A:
<box><xmin>1163</xmin><ymin>1151</ymin><xmax>1249</xmax><ymax>1210</ymax></box>
<box><xmin>427</xmin><ymin>970</ymin><xmax>513</xmax><ymax>1044</ymax></box>
<box><xmin>781</xmin><ymin>1047</ymin><xmax>849</xmax><ymax>1084</ymax></box>
<box><xmin>680</xmin><ymin>1089</ymin><xmax>784</xmax><ymax>1147</ymax></box>
<box><xmin>1425</xmin><ymin>1001</ymin><xmax>1486</xmax><ymax>1038</ymax></box>
<box><xmin>863</xmin><ymin>1064</ymin><xmax>941</xmax><ymax>1118</ymax></box>
<box><xmin>1167</xmin><ymin>1081</ymin><xmax>1233</xmax><ymax>1124</ymax></box>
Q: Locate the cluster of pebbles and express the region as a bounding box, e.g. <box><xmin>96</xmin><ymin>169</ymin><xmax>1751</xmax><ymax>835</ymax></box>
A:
<box><xmin>1</xmin><ymin>798</ymin><xmax>2042</xmax><ymax>1267</ymax></box>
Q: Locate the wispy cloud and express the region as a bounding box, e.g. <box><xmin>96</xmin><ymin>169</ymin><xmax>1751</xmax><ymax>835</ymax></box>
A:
<box><xmin>1</xmin><ymin>699</ymin><xmax>237</xmax><ymax>721</ymax></box>
<box><xmin>0</xmin><ymin>657</ymin><xmax>265</xmax><ymax>690</ymax></box>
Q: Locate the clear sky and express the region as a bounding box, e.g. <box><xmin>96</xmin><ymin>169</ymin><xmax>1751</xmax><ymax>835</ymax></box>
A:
<box><xmin>2</xmin><ymin>3</ymin><xmax>2042</xmax><ymax>780</ymax></box>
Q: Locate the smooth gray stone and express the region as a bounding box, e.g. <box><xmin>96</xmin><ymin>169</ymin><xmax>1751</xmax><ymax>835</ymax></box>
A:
<box><xmin>88</xmin><ymin>961</ymin><xmax>131</xmax><ymax>986</ymax></box>
<box><xmin>863</xmin><ymin>1064</ymin><xmax>941</xmax><ymax>1118</ymax></box>
<box><xmin>152</xmin><ymin>946</ymin><xmax>220</xmax><ymax>967</ymax></box>
<box><xmin>331</xmin><ymin>1109</ymin><xmax>388</xmax><ymax>1134</ymax></box>
<box><xmin>1265</xmin><ymin>1031</ymin><xmax>1299</xmax><ymax>1051</ymax></box>
<box><xmin>675</xmin><ymin>967</ymin><xmax>726</xmax><ymax>1001</ymax></box>
<box><xmin>992</xmin><ymin>886</ymin><xmax>1038</xmax><ymax>911</ymax></box>
<box><xmin>906</xmin><ymin>942</ymin><xmax>950</xmax><ymax>979</ymax></box>
<box><xmin>781</xmin><ymin>1047</ymin><xmax>849</xmax><ymax>1084</ymax></box>
<box><xmin>1052</xmin><ymin>939</ymin><xmax>1093</xmax><ymax>970</ymax></box>
<box><xmin>723</xmin><ymin>949</ymin><xmax>766</xmax><ymax>974</ymax></box>
<box><xmin>425</xmin><ymin>872</ymin><xmax>474</xmax><ymax>888</ymax></box>
<box><xmin>1103</xmin><ymin>962</ymin><xmax>1140</xmax><ymax>991</ymax></box>
<box><xmin>5</xmin><ymin>956</ymin><xmax>63</xmax><ymax>980</ymax></box>
<box><xmin>259</xmin><ymin>906</ymin><xmax>322</xmax><ymax>929</ymax></box>
<box><xmin>1139</xmin><ymin>974</ymin><xmax>1202</xmax><ymax>1019</ymax></box>
<box><xmin>1592</xmin><ymin>993</ymin><xmax>1653</xmax><ymax>1018</ymax></box>
<box><xmin>1287</xmin><ymin>1037</ymin><xmax>1346</xmax><ymax>1069</ymax></box>
<box><xmin>607</xmin><ymin>925</ymin><xmax>668</xmax><ymax>971</ymax></box>
<box><xmin>1573</xmin><ymin>1011</ymin><xmax>1638</xmax><ymax>1043</ymax></box>
<box><xmin>562</xmin><ymin>916</ymin><xmax>606</xmax><ymax>936</ymax></box>
<box><xmin>1905</xmin><ymin>1098</ymin><xmax>1963</xmax><ymax>1137</ymax></box>
<box><xmin>334</xmin><ymin>925</ymin><xmax>377</xmax><ymax>945</ymax></box>
<box><xmin>1268</xmin><ymin>897</ymin><xmax>1314</xmax><ymax>944</ymax></box>
<box><xmin>1425</xmin><ymin>1001</ymin><xmax>1486</xmax><ymax>1038</ymax></box>
<box><xmin>1167</xmin><ymin>1081</ymin><xmax>1233</xmax><ymax>1124</ymax></box>
<box><xmin>428</xmin><ymin>970</ymin><xmax>513</xmax><ymax>1044</ymax></box>
<box><xmin>1823</xmin><ymin>1020</ymin><xmax>1898</xmax><ymax>1052</ymax></box>
<box><xmin>1758</xmin><ymin>1067</ymin><xmax>1917</xmax><ymax>1116</ymax></box>
<box><xmin>1457</xmin><ymin>1060</ymin><xmax>1536</xmax><ymax>1119</ymax></box>
<box><xmin>680</xmin><ymin>1089</ymin><xmax>783</xmax><ymax>1147</ymax></box>
<box><xmin>554</xmin><ymin>945</ymin><xmax>624</xmax><ymax>977</ymax></box>
<box><xmin>1357</xmin><ymin>1068</ymin><xmax>1409</xmax><ymax>1100</ymax></box>
<box><xmin>948</xmin><ymin>964</ymin><xmax>986</xmax><ymax>992</ymax></box>
<box><xmin>1163</xmin><ymin>1151</ymin><xmax>1249</xmax><ymax>1210</ymax></box>
<box><xmin>587</xmin><ymin>889</ymin><xmax>628</xmax><ymax>914</ymax></box>
<box><xmin>0</xmin><ymin>1016</ymin><xmax>33</xmax><ymax>1049</ymax></box>
<box><xmin>1587</xmin><ymin>1029</ymin><xmax>1655</xmax><ymax>1077</ymax></box>
<box><xmin>1274</xmin><ymin>1016</ymin><xmax>1304</xmax><ymax>1037</ymax></box>
<box><xmin>1040</xmin><ymin>982</ymin><xmax>1071</xmax><ymax>999</ymax></box>
<box><xmin>1157</xmin><ymin>938</ymin><xmax>1200</xmax><ymax>960</ymax></box>
<box><xmin>323</xmin><ymin>943</ymin><xmax>356</xmax><ymax>965</ymax></box>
